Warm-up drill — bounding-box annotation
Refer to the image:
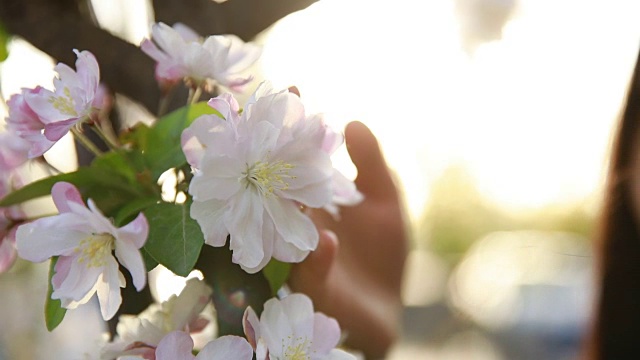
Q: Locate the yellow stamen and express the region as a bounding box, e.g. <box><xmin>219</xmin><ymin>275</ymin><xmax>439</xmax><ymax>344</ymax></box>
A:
<box><xmin>282</xmin><ymin>335</ymin><xmax>313</xmax><ymax>360</ymax></box>
<box><xmin>244</xmin><ymin>159</ymin><xmax>296</xmax><ymax>196</ymax></box>
<box><xmin>75</xmin><ymin>233</ymin><xmax>115</xmax><ymax>267</ymax></box>
<box><xmin>48</xmin><ymin>87</ymin><xmax>78</xmax><ymax>116</ymax></box>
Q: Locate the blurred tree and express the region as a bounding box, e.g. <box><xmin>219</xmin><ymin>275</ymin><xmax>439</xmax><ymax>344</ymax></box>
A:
<box><xmin>418</xmin><ymin>165</ymin><xmax>595</xmax><ymax>265</ymax></box>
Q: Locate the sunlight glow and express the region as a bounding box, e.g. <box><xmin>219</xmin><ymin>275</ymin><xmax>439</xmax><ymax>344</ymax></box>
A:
<box><xmin>260</xmin><ymin>0</ymin><xmax>640</xmax><ymax>219</ymax></box>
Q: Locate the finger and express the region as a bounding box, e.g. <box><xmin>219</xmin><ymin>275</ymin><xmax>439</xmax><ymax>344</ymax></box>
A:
<box><xmin>344</xmin><ymin>121</ymin><xmax>397</xmax><ymax>200</ymax></box>
<box><xmin>289</xmin><ymin>229</ymin><xmax>338</xmax><ymax>288</ymax></box>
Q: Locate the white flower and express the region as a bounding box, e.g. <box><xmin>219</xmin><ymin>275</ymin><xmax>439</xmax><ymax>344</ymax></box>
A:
<box><xmin>15</xmin><ymin>182</ymin><xmax>148</xmax><ymax>320</ymax></box>
<box><xmin>141</xmin><ymin>22</ymin><xmax>261</xmax><ymax>91</ymax></box>
<box><xmin>101</xmin><ymin>278</ymin><xmax>213</xmax><ymax>359</ymax></box>
<box><xmin>243</xmin><ymin>293</ymin><xmax>356</xmax><ymax>360</ymax></box>
<box><xmin>182</xmin><ymin>82</ymin><xmax>336</xmax><ymax>273</ymax></box>
<box><xmin>155</xmin><ymin>331</ymin><xmax>253</xmax><ymax>360</ymax></box>
<box><xmin>22</xmin><ymin>50</ymin><xmax>103</xmax><ymax>144</ymax></box>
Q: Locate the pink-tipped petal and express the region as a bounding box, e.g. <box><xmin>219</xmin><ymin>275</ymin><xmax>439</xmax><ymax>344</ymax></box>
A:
<box><xmin>52</xmin><ymin>182</ymin><xmax>85</xmax><ymax>213</ymax></box>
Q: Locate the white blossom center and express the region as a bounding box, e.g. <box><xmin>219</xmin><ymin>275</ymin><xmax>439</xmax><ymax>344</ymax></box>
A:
<box><xmin>243</xmin><ymin>159</ymin><xmax>296</xmax><ymax>196</ymax></box>
<box><xmin>75</xmin><ymin>233</ymin><xmax>115</xmax><ymax>267</ymax></box>
<box><xmin>281</xmin><ymin>335</ymin><xmax>312</xmax><ymax>360</ymax></box>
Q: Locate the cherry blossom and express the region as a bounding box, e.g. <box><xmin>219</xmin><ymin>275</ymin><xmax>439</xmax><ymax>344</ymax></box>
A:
<box><xmin>182</xmin><ymin>82</ymin><xmax>341</xmax><ymax>273</ymax></box>
<box><xmin>101</xmin><ymin>278</ymin><xmax>213</xmax><ymax>359</ymax></box>
<box><xmin>243</xmin><ymin>293</ymin><xmax>356</xmax><ymax>360</ymax></box>
<box><xmin>15</xmin><ymin>182</ymin><xmax>148</xmax><ymax>320</ymax></box>
<box><xmin>5</xmin><ymin>50</ymin><xmax>104</xmax><ymax>157</ymax></box>
<box><xmin>0</xmin><ymin>172</ymin><xmax>26</xmax><ymax>273</ymax></box>
<box><xmin>0</xmin><ymin>204</ymin><xmax>23</xmax><ymax>274</ymax></box>
<box><xmin>141</xmin><ymin>22</ymin><xmax>261</xmax><ymax>91</ymax></box>
<box><xmin>155</xmin><ymin>331</ymin><xmax>253</xmax><ymax>360</ymax></box>
<box><xmin>0</xmin><ymin>130</ymin><xmax>30</xmax><ymax>171</ymax></box>
<box><xmin>5</xmin><ymin>88</ymin><xmax>55</xmax><ymax>158</ymax></box>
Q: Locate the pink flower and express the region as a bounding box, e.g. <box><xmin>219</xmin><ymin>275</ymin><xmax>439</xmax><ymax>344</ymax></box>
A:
<box><xmin>15</xmin><ymin>182</ymin><xmax>148</xmax><ymax>320</ymax></box>
<box><xmin>0</xmin><ymin>210</ymin><xmax>20</xmax><ymax>273</ymax></box>
<box><xmin>243</xmin><ymin>293</ymin><xmax>355</xmax><ymax>360</ymax></box>
<box><xmin>0</xmin><ymin>175</ymin><xmax>26</xmax><ymax>274</ymax></box>
<box><xmin>155</xmin><ymin>331</ymin><xmax>253</xmax><ymax>360</ymax></box>
<box><xmin>5</xmin><ymin>88</ymin><xmax>55</xmax><ymax>158</ymax></box>
<box><xmin>5</xmin><ymin>50</ymin><xmax>103</xmax><ymax>157</ymax></box>
<box><xmin>0</xmin><ymin>130</ymin><xmax>30</xmax><ymax>171</ymax></box>
<box><xmin>141</xmin><ymin>22</ymin><xmax>261</xmax><ymax>92</ymax></box>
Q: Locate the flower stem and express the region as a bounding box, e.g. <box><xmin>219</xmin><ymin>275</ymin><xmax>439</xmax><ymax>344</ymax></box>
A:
<box><xmin>91</xmin><ymin>124</ymin><xmax>119</xmax><ymax>151</ymax></box>
<box><xmin>71</xmin><ymin>127</ymin><xmax>103</xmax><ymax>157</ymax></box>
<box><xmin>187</xmin><ymin>86</ymin><xmax>202</xmax><ymax>105</ymax></box>
<box><xmin>157</xmin><ymin>87</ymin><xmax>174</xmax><ymax>117</ymax></box>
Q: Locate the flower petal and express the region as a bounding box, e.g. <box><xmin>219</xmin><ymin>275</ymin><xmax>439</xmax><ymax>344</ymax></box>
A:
<box><xmin>196</xmin><ymin>335</ymin><xmax>253</xmax><ymax>360</ymax></box>
<box><xmin>243</xmin><ymin>306</ymin><xmax>261</xmax><ymax>349</ymax></box>
<box><xmin>190</xmin><ymin>198</ymin><xmax>229</xmax><ymax>247</ymax></box>
<box><xmin>263</xmin><ymin>198</ymin><xmax>318</xmax><ymax>252</ymax></box>
<box><xmin>51</xmin><ymin>181</ymin><xmax>85</xmax><ymax>213</ymax></box>
<box><xmin>96</xmin><ymin>257</ymin><xmax>124</xmax><ymax>320</ymax></box>
<box><xmin>116</xmin><ymin>212</ymin><xmax>149</xmax><ymax>249</ymax></box>
<box><xmin>115</xmin><ymin>237</ymin><xmax>146</xmax><ymax>291</ymax></box>
<box><xmin>310</xmin><ymin>313</ymin><xmax>341</xmax><ymax>355</ymax></box>
<box><xmin>15</xmin><ymin>215</ymin><xmax>87</xmax><ymax>262</ymax></box>
<box><xmin>52</xmin><ymin>257</ymin><xmax>101</xmax><ymax>303</ymax></box>
<box><xmin>155</xmin><ymin>331</ymin><xmax>196</xmax><ymax>360</ymax></box>
<box><xmin>226</xmin><ymin>190</ymin><xmax>265</xmax><ymax>269</ymax></box>
<box><xmin>190</xmin><ymin>155</ymin><xmax>242</xmax><ymax>201</ymax></box>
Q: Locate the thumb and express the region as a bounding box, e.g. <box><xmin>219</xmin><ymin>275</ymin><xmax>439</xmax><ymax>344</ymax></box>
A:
<box><xmin>345</xmin><ymin>121</ymin><xmax>397</xmax><ymax>199</ymax></box>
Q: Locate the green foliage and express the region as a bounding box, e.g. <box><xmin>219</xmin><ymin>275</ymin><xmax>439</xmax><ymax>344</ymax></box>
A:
<box><xmin>122</xmin><ymin>101</ymin><xmax>221</xmax><ymax>180</ymax></box>
<box><xmin>44</xmin><ymin>257</ymin><xmax>66</xmax><ymax>332</ymax></box>
<box><xmin>418</xmin><ymin>166</ymin><xmax>510</xmax><ymax>264</ymax></box>
<box><xmin>262</xmin><ymin>259</ymin><xmax>292</xmax><ymax>295</ymax></box>
<box><xmin>0</xmin><ymin>22</ymin><xmax>10</xmax><ymax>62</ymax></box>
<box><xmin>143</xmin><ymin>201</ymin><xmax>204</xmax><ymax>277</ymax></box>
<box><xmin>0</xmin><ymin>161</ymin><xmax>153</xmax><ymax>217</ymax></box>
<box><xmin>418</xmin><ymin>165</ymin><xmax>595</xmax><ymax>265</ymax></box>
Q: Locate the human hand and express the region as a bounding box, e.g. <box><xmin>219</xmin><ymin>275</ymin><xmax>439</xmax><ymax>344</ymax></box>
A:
<box><xmin>289</xmin><ymin>121</ymin><xmax>409</xmax><ymax>359</ymax></box>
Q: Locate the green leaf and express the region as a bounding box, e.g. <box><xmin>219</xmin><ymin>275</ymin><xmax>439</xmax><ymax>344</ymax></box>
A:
<box><xmin>45</xmin><ymin>257</ymin><xmax>67</xmax><ymax>331</ymax></box>
<box><xmin>262</xmin><ymin>259</ymin><xmax>292</xmax><ymax>295</ymax></box>
<box><xmin>143</xmin><ymin>201</ymin><xmax>204</xmax><ymax>276</ymax></box>
<box><xmin>141</xmin><ymin>247</ymin><xmax>159</xmax><ymax>272</ymax></box>
<box><xmin>0</xmin><ymin>22</ymin><xmax>10</xmax><ymax>62</ymax></box>
<box><xmin>0</xmin><ymin>168</ymin><xmax>107</xmax><ymax>207</ymax></box>
<box><xmin>143</xmin><ymin>102</ymin><xmax>221</xmax><ymax>180</ymax></box>
<box><xmin>113</xmin><ymin>197</ymin><xmax>159</xmax><ymax>227</ymax></box>
<box><xmin>0</xmin><ymin>151</ymin><xmax>158</xmax><ymax>217</ymax></box>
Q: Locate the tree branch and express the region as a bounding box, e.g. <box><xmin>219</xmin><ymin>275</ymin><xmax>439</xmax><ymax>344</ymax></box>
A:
<box><xmin>152</xmin><ymin>0</ymin><xmax>319</xmax><ymax>40</ymax></box>
<box><xmin>0</xmin><ymin>0</ymin><xmax>319</xmax><ymax>114</ymax></box>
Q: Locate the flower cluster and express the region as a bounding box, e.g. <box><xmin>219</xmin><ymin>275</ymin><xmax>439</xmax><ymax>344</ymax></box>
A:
<box><xmin>0</xmin><ymin>21</ymin><xmax>360</xmax><ymax>359</ymax></box>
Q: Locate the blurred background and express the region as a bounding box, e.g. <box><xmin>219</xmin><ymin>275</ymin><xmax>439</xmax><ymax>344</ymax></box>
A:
<box><xmin>1</xmin><ymin>0</ymin><xmax>640</xmax><ymax>359</ymax></box>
